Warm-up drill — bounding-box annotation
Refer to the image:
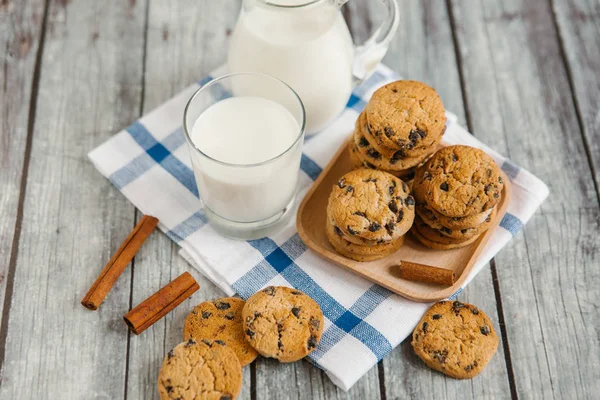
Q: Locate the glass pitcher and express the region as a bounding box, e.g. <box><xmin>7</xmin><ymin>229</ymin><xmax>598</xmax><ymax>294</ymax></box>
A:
<box><xmin>228</xmin><ymin>0</ymin><xmax>399</xmax><ymax>135</ymax></box>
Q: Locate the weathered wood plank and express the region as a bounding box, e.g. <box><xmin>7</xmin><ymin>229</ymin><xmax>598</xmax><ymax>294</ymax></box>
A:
<box><xmin>449</xmin><ymin>0</ymin><xmax>600</xmax><ymax>398</ymax></box>
<box><xmin>0</xmin><ymin>0</ymin><xmax>46</xmax><ymax>327</ymax></box>
<box><xmin>373</xmin><ymin>1</ymin><xmax>512</xmax><ymax>398</ymax></box>
<box><xmin>0</xmin><ymin>0</ymin><xmax>146</xmax><ymax>398</ymax></box>
<box><xmin>551</xmin><ymin>0</ymin><xmax>600</xmax><ymax>191</ymax></box>
<box><xmin>124</xmin><ymin>1</ymin><xmax>253</xmax><ymax>399</ymax></box>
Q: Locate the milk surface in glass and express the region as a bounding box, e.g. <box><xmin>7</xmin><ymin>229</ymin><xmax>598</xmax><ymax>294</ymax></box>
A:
<box><xmin>190</xmin><ymin>96</ymin><xmax>301</xmax><ymax>223</ymax></box>
<box><xmin>228</xmin><ymin>0</ymin><xmax>354</xmax><ymax>134</ymax></box>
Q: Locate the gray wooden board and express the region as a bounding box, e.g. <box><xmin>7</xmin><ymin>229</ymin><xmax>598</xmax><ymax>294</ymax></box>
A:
<box><xmin>552</xmin><ymin>0</ymin><xmax>600</xmax><ymax>190</ymax></box>
<box><xmin>125</xmin><ymin>1</ymin><xmax>253</xmax><ymax>399</ymax></box>
<box><xmin>0</xmin><ymin>0</ymin><xmax>145</xmax><ymax>398</ymax></box>
<box><xmin>449</xmin><ymin>0</ymin><xmax>600</xmax><ymax>399</ymax></box>
<box><xmin>375</xmin><ymin>1</ymin><xmax>512</xmax><ymax>398</ymax></box>
<box><xmin>0</xmin><ymin>0</ymin><xmax>45</xmax><ymax>325</ymax></box>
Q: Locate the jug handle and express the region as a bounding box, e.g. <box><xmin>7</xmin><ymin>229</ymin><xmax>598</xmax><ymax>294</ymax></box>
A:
<box><xmin>345</xmin><ymin>0</ymin><xmax>400</xmax><ymax>86</ymax></box>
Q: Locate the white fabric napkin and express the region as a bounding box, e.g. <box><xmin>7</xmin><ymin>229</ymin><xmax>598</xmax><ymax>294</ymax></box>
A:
<box><xmin>88</xmin><ymin>64</ymin><xmax>549</xmax><ymax>391</ymax></box>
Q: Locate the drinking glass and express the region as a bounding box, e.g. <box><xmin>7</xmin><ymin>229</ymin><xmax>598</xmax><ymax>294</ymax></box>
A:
<box><xmin>183</xmin><ymin>73</ymin><xmax>305</xmax><ymax>240</ymax></box>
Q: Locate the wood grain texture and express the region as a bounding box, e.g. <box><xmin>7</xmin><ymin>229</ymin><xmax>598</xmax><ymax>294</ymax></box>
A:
<box><xmin>449</xmin><ymin>0</ymin><xmax>600</xmax><ymax>398</ymax></box>
<box><xmin>124</xmin><ymin>1</ymin><xmax>253</xmax><ymax>399</ymax></box>
<box><xmin>372</xmin><ymin>1</ymin><xmax>512</xmax><ymax>398</ymax></box>
<box><xmin>0</xmin><ymin>0</ymin><xmax>145</xmax><ymax>398</ymax></box>
<box><xmin>551</xmin><ymin>0</ymin><xmax>600</xmax><ymax>191</ymax></box>
<box><xmin>0</xmin><ymin>0</ymin><xmax>46</xmax><ymax>323</ymax></box>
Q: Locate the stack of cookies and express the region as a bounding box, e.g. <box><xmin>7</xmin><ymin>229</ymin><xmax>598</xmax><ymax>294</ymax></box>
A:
<box><xmin>349</xmin><ymin>80</ymin><xmax>447</xmax><ymax>179</ymax></box>
<box><xmin>326</xmin><ymin>169</ymin><xmax>415</xmax><ymax>261</ymax></box>
<box><xmin>411</xmin><ymin>145</ymin><xmax>504</xmax><ymax>249</ymax></box>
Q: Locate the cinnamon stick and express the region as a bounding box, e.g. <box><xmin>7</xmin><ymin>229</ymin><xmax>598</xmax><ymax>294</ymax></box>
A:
<box><xmin>123</xmin><ymin>272</ymin><xmax>199</xmax><ymax>335</ymax></box>
<box><xmin>81</xmin><ymin>215</ymin><xmax>159</xmax><ymax>310</ymax></box>
<box><xmin>397</xmin><ymin>261</ymin><xmax>455</xmax><ymax>286</ymax></box>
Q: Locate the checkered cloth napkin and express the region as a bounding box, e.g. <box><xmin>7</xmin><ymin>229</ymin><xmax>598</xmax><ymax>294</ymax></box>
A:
<box><xmin>89</xmin><ymin>64</ymin><xmax>549</xmax><ymax>391</ymax></box>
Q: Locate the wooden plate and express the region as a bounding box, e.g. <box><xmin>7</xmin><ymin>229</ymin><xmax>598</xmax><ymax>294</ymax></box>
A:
<box><xmin>296</xmin><ymin>137</ymin><xmax>511</xmax><ymax>302</ymax></box>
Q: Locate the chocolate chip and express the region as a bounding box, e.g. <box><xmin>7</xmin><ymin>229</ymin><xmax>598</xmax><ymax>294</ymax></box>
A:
<box><xmin>439</xmin><ymin>300</ymin><xmax>446</xmax><ymax>304</ymax></box>
<box><xmin>422</xmin><ymin>322</ymin><xmax>429</xmax><ymax>333</ymax></box>
<box><xmin>484</xmin><ymin>184</ymin><xmax>493</xmax><ymax>193</ymax></box>
<box><xmin>291</xmin><ymin>307</ymin><xmax>301</xmax><ymax>318</ymax></box>
<box><xmin>278</xmin><ymin>340</ymin><xmax>284</xmax><ymax>350</ymax></box>
<box><xmin>364</xmin><ymin>177</ymin><xmax>377</xmax><ymax>183</ymax></box>
<box><xmin>334</xmin><ymin>226</ymin><xmax>343</xmax><ymax>236</ymax></box>
<box><xmin>440</xmin><ymin>227</ymin><xmax>452</xmax><ymax>234</ymax></box>
<box><xmin>391</xmin><ymin>88</ymin><xmax>398</xmax><ymax>93</ymax></box>
<box><xmin>310</xmin><ymin>318</ymin><xmax>320</xmax><ymax>330</ymax></box>
<box><xmin>246</xmin><ymin>329</ymin><xmax>255</xmax><ymax>338</ymax></box>
<box><xmin>388</xmin><ymin>201</ymin><xmax>399</xmax><ymax>214</ymax></box>
<box><xmin>224</xmin><ymin>312</ymin><xmax>235</xmax><ymax>320</ymax></box>
<box><xmin>358</xmin><ymin>136</ymin><xmax>369</xmax><ymax>147</ymax></box>
<box><xmin>390</xmin><ymin>150</ymin><xmax>404</xmax><ymax>165</ymax></box>
<box><xmin>406</xmin><ymin>195</ymin><xmax>415</xmax><ymax>206</ymax></box>
<box><xmin>493</xmin><ymin>192</ymin><xmax>499</xmax><ymax>198</ymax></box>
<box><xmin>487</xmin><ymin>169</ymin><xmax>492</xmax><ymax>177</ymax></box>
<box><xmin>402</xmin><ymin>181</ymin><xmax>408</xmax><ymax>193</ymax></box>
<box><xmin>345</xmin><ymin>185</ymin><xmax>354</xmax><ymax>194</ymax></box>
<box><xmin>423</xmin><ymin>171</ymin><xmax>432</xmax><ymax>181</ymax></box>
<box><xmin>409</xmin><ymin>130</ymin><xmax>420</xmax><ymax>142</ymax></box>
<box><xmin>464</xmin><ymin>365</ymin><xmax>473</xmax><ymax>372</ymax></box>
<box><xmin>337</xmin><ymin>178</ymin><xmax>346</xmax><ymax>189</ymax></box>
<box><xmin>440</xmin><ymin>182</ymin><xmax>449</xmax><ymax>191</ymax></box>
<box><xmin>384</xmin><ymin>126</ymin><xmax>394</xmax><ymax>138</ymax></box>
<box><xmin>471</xmin><ymin>308</ymin><xmax>479</xmax><ymax>315</ymax></box>
<box><xmin>364</xmin><ymin>161</ymin><xmax>376</xmax><ymax>169</ymax></box>
<box><xmin>166</xmin><ymin>385</ymin><xmax>174</xmax><ymax>393</ymax></box>
<box><xmin>220</xmin><ymin>396</ymin><xmax>232</xmax><ymax>400</ymax></box>
<box><xmin>291</xmin><ymin>290</ymin><xmax>302</xmax><ymax>295</ymax></box>
<box><xmin>263</xmin><ymin>286</ymin><xmax>275</xmax><ymax>296</ymax></box>
<box><xmin>201</xmin><ymin>339</ymin><xmax>212</xmax><ymax>346</ymax></box>
<box><xmin>367</xmin><ymin>148</ymin><xmax>381</xmax><ymax>160</ymax></box>
<box><xmin>254</xmin><ymin>311</ymin><xmax>262</xmax><ymax>318</ymax></box>
<box><xmin>202</xmin><ymin>311</ymin><xmax>212</xmax><ymax>319</ymax></box>
<box><xmin>432</xmin><ymin>314</ymin><xmax>442</xmax><ymax>320</ymax></box>
<box><xmin>214</xmin><ymin>301</ymin><xmax>230</xmax><ymax>310</ymax></box>
<box><xmin>461</xmin><ymin>229</ymin><xmax>468</xmax><ymax>234</ymax></box>
<box><xmin>453</xmin><ymin>300</ymin><xmax>464</xmax><ymax>309</ymax></box>
<box><xmin>307</xmin><ymin>335</ymin><xmax>318</xmax><ymax>349</ymax></box>
<box><xmin>215</xmin><ymin>340</ymin><xmax>226</xmax><ymax>346</ymax></box>
<box><xmin>385</xmin><ymin>222</ymin><xmax>395</xmax><ymax>236</ymax></box>
<box><xmin>185</xmin><ymin>339</ymin><xmax>196</xmax><ymax>347</ymax></box>
<box><xmin>432</xmin><ymin>349</ymin><xmax>448</xmax><ymax>364</ymax></box>
<box><xmin>453</xmin><ymin>217</ymin><xmax>461</xmax><ymax>221</ymax></box>
<box><xmin>451</xmin><ymin>153</ymin><xmax>458</xmax><ymax>162</ymax></box>
<box><xmin>498</xmin><ymin>176</ymin><xmax>504</xmax><ymax>184</ymax></box>
<box><xmin>167</xmin><ymin>350</ymin><xmax>174</xmax><ymax>359</ymax></box>
<box><xmin>369</xmin><ymin>222</ymin><xmax>382</xmax><ymax>232</ymax></box>
<box><xmin>389</xmin><ymin>186</ymin><xmax>395</xmax><ymax>195</ymax></box>
<box><xmin>480</xmin><ymin>325</ymin><xmax>491</xmax><ymax>335</ymax></box>
<box><xmin>347</xmin><ymin>226</ymin><xmax>358</xmax><ymax>235</ymax></box>
<box><xmin>397</xmin><ymin>210</ymin><xmax>404</xmax><ymax>223</ymax></box>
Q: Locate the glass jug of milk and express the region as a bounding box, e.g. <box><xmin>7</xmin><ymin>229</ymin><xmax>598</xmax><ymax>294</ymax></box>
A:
<box><xmin>228</xmin><ymin>0</ymin><xmax>399</xmax><ymax>135</ymax></box>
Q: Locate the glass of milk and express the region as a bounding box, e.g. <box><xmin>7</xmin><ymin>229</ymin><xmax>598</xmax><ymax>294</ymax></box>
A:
<box><xmin>228</xmin><ymin>0</ymin><xmax>399</xmax><ymax>135</ymax></box>
<box><xmin>183</xmin><ymin>73</ymin><xmax>305</xmax><ymax>240</ymax></box>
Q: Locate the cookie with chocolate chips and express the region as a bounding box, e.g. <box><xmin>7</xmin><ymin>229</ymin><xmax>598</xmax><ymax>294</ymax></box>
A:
<box><xmin>242</xmin><ymin>286</ymin><xmax>324</xmax><ymax>363</ymax></box>
<box><xmin>411</xmin><ymin>300</ymin><xmax>498</xmax><ymax>379</ymax></box>
<box><xmin>413</xmin><ymin>145</ymin><xmax>504</xmax><ymax>218</ymax></box>
<box><xmin>416</xmin><ymin>204</ymin><xmax>495</xmax><ymax>231</ymax></box>
<box><xmin>417</xmin><ymin>207</ymin><xmax>497</xmax><ymax>241</ymax></box>
<box><xmin>364</xmin><ymin>80</ymin><xmax>446</xmax><ymax>157</ymax></box>
<box><xmin>158</xmin><ymin>339</ymin><xmax>242</xmax><ymax>400</ymax></box>
<box><xmin>327</xmin><ymin>169</ymin><xmax>415</xmax><ymax>243</ymax></box>
<box><xmin>411</xmin><ymin>216</ymin><xmax>481</xmax><ymax>250</ymax></box>
<box><xmin>184</xmin><ymin>297</ymin><xmax>258</xmax><ymax>366</ymax></box>
<box><xmin>326</xmin><ymin>217</ymin><xmax>405</xmax><ymax>261</ymax></box>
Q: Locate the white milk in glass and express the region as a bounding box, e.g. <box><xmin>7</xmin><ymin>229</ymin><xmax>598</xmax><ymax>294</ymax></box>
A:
<box><xmin>228</xmin><ymin>1</ymin><xmax>354</xmax><ymax>134</ymax></box>
<box><xmin>190</xmin><ymin>96</ymin><xmax>302</xmax><ymax>223</ymax></box>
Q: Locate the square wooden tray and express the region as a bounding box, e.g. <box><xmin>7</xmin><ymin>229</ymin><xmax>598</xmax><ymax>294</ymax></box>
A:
<box><xmin>296</xmin><ymin>137</ymin><xmax>511</xmax><ymax>302</ymax></box>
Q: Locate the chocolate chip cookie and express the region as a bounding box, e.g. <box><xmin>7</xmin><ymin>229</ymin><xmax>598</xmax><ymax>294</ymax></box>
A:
<box><xmin>417</xmin><ymin>204</ymin><xmax>494</xmax><ymax>231</ymax></box>
<box><xmin>417</xmin><ymin>207</ymin><xmax>497</xmax><ymax>240</ymax></box>
<box><xmin>412</xmin><ymin>300</ymin><xmax>498</xmax><ymax>379</ymax></box>
<box><xmin>413</xmin><ymin>145</ymin><xmax>504</xmax><ymax>217</ymax></box>
<box><xmin>158</xmin><ymin>339</ymin><xmax>242</xmax><ymax>400</ymax></box>
<box><xmin>328</xmin><ymin>169</ymin><xmax>415</xmax><ymax>243</ymax></box>
<box><xmin>242</xmin><ymin>286</ymin><xmax>324</xmax><ymax>363</ymax></box>
<box><xmin>184</xmin><ymin>297</ymin><xmax>258</xmax><ymax>366</ymax></box>
<box><xmin>326</xmin><ymin>218</ymin><xmax>405</xmax><ymax>261</ymax></box>
<box><xmin>411</xmin><ymin>216</ymin><xmax>481</xmax><ymax>250</ymax></box>
<box><xmin>365</xmin><ymin>80</ymin><xmax>446</xmax><ymax>156</ymax></box>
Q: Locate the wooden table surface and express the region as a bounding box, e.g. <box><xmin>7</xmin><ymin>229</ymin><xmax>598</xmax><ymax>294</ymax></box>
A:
<box><xmin>1</xmin><ymin>1</ymin><xmax>599</xmax><ymax>399</ymax></box>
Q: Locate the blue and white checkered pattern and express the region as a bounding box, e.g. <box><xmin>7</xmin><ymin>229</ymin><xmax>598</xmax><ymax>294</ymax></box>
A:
<box><xmin>89</xmin><ymin>64</ymin><xmax>549</xmax><ymax>391</ymax></box>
